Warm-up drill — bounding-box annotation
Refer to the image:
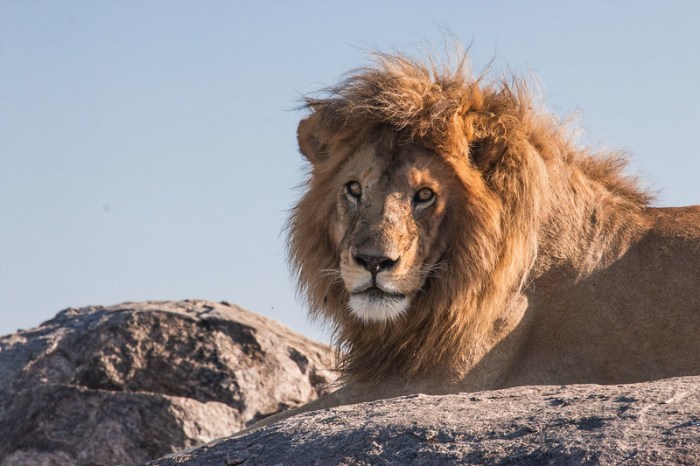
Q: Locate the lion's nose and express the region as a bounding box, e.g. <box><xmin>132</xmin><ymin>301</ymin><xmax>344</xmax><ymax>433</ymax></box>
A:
<box><xmin>353</xmin><ymin>253</ymin><xmax>398</xmax><ymax>274</ymax></box>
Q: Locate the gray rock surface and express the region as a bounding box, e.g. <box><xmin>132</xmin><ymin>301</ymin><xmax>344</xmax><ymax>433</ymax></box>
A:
<box><xmin>0</xmin><ymin>300</ymin><xmax>335</xmax><ymax>466</ymax></box>
<box><xmin>150</xmin><ymin>376</ymin><xmax>700</xmax><ymax>466</ymax></box>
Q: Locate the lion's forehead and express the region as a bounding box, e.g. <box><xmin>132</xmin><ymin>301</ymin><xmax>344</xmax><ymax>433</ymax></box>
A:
<box><xmin>345</xmin><ymin>143</ymin><xmax>447</xmax><ymax>193</ymax></box>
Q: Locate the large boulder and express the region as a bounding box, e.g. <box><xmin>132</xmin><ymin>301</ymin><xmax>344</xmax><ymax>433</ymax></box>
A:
<box><xmin>150</xmin><ymin>376</ymin><xmax>700</xmax><ymax>465</ymax></box>
<box><xmin>0</xmin><ymin>300</ymin><xmax>335</xmax><ymax>465</ymax></box>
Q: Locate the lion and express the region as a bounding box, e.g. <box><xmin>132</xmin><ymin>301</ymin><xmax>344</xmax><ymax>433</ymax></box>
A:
<box><xmin>254</xmin><ymin>51</ymin><xmax>700</xmax><ymax>428</ymax></box>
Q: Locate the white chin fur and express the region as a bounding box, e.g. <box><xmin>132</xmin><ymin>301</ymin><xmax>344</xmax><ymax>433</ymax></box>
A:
<box><xmin>348</xmin><ymin>294</ymin><xmax>410</xmax><ymax>323</ymax></box>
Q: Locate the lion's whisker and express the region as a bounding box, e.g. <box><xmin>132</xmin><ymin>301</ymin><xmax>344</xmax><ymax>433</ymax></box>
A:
<box><xmin>316</xmin><ymin>269</ymin><xmax>346</xmax><ymax>291</ymax></box>
<box><xmin>418</xmin><ymin>261</ymin><xmax>449</xmax><ymax>279</ymax></box>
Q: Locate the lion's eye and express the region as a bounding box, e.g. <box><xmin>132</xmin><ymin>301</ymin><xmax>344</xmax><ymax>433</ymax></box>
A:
<box><xmin>414</xmin><ymin>187</ymin><xmax>435</xmax><ymax>206</ymax></box>
<box><xmin>346</xmin><ymin>181</ymin><xmax>362</xmax><ymax>200</ymax></box>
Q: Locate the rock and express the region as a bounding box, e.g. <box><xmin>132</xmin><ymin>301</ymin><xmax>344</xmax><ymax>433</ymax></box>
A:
<box><xmin>149</xmin><ymin>376</ymin><xmax>700</xmax><ymax>466</ymax></box>
<box><xmin>0</xmin><ymin>300</ymin><xmax>335</xmax><ymax>466</ymax></box>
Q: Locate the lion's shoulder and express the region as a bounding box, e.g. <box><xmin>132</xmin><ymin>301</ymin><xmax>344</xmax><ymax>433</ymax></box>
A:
<box><xmin>646</xmin><ymin>206</ymin><xmax>700</xmax><ymax>239</ymax></box>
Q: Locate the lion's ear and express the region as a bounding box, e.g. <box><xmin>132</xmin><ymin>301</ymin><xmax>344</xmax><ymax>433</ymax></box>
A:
<box><xmin>469</xmin><ymin>113</ymin><xmax>508</xmax><ymax>173</ymax></box>
<box><xmin>297</xmin><ymin>114</ymin><xmax>329</xmax><ymax>165</ymax></box>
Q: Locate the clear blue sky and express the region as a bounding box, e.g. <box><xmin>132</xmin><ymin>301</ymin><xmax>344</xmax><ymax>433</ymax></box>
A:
<box><xmin>2</xmin><ymin>1</ymin><xmax>699</xmax><ymax>342</ymax></box>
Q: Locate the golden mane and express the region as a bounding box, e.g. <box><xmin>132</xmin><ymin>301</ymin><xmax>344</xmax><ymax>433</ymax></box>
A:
<box><xmin>289</xmin><ymin>52</ymin><xmax>651</xmax><ymax>385</ymax></box>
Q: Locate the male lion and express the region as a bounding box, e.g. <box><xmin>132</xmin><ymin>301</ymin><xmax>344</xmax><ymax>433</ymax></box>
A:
<box><xmin>266</xmin><ymin>52</ymin><xmax>700</xmax><ymax>425</ymax></box>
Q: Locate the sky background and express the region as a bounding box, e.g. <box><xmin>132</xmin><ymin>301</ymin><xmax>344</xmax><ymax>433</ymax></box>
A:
<box><xmin>1</xmin><ymin>1</ymin><xmax>699</xmax><ymax>342</ymax></box>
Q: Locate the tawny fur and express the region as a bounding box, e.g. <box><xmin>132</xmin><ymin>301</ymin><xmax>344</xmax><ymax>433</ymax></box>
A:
<box><xmin>286</xmin><ymin>51</ymin><xmax>698</xmax><ymax>397</ymax></box>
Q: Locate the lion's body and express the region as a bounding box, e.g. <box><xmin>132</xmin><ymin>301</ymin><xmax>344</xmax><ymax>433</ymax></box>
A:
<box><xmin>507</xmin><ymin>206</ymin><xmax>700</xmax><ymax>387</ymax></box>
<box><xmin>260</xmin><ymin>52</ymin><xmax>700</xmax><ymax>426</ymax></box>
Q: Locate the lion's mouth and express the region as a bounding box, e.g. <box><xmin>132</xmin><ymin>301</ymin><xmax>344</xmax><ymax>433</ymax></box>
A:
<box><xmin>347</xmin><ymin>285</ymin><xmax>411</xmax><ymax>322</ymax></box>
<box><xmin>352</xmin><ymin>286</ymin><xmax>406</xmax><ymax>302</ymax></box>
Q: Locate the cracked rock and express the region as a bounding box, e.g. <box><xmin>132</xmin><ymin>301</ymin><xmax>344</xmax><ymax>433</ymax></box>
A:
<box><xmin>0</xmin><ymin>300</ymin><xmax>335</xmax><ymax>465</ymax></box>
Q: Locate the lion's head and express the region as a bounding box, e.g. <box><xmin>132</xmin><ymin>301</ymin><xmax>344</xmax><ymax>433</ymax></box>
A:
<box><xmin>310</xmin><ymin>136</ymin><xmax>458</xmax><ymax>323</ymax></box>
<box><xmin>289</xmin><ymin>52</ymin><xmax>649</xmax><ymax>383</ymax></box>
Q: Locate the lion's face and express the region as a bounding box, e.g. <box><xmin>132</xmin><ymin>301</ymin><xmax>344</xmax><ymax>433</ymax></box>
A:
<box><xmin>330</xmin><ymin>140</ymin><xmax>454</xmax><ymax>323</ymax></box>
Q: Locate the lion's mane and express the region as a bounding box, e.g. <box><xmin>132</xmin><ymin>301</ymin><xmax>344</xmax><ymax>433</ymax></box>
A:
<box><xmin>289</xmin><ymin>52</ymin><xmax>651</xmax><ymax>384</ymax></box>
